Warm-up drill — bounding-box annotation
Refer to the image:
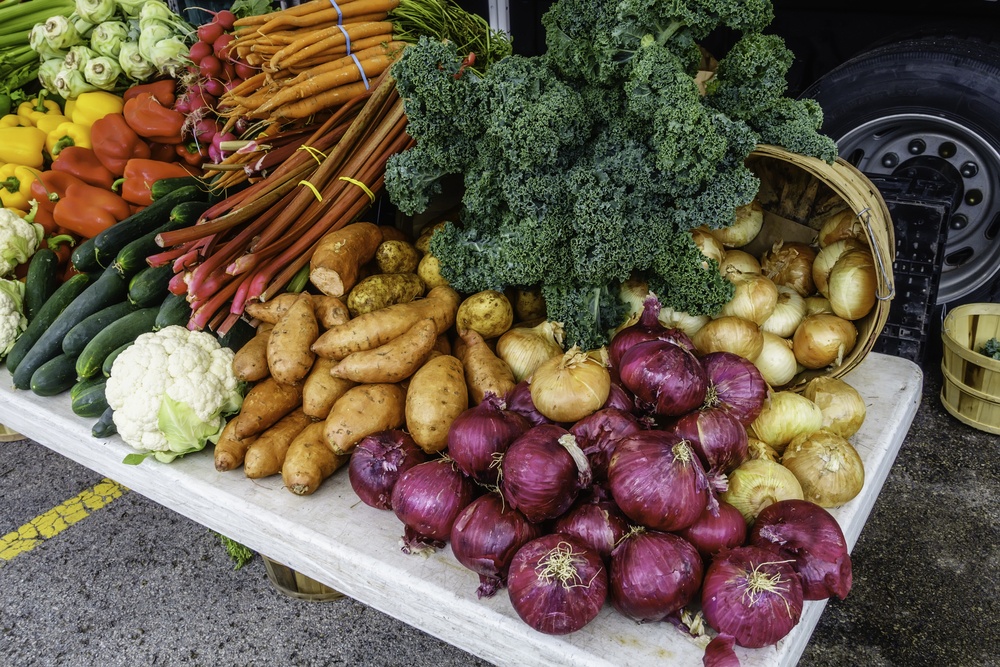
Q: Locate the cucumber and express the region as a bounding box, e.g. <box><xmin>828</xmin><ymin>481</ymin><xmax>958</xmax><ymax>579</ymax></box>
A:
<box><xmin>75</xmin><ymin>306</ymin><xmax>160</xmax><ymax>380</ymax></box>
<box><xmin>216</xmin><ymin>317</ymin><xmax>257</xmax><ymax>353</ymax></box>
<box><xmin>23</xmin><ymin>248</ymin><xmax>60</xmax><ymax>324</ymax></box>
<box><xmin>150</xmin><ymin>176</ymin><xmax>203</xmax><ymax>200</ymax></box>
<box><xmin>11</xmin><ymin>269</ymin><xmax>129</xmax><ymax>389</ymax></box>
<box><xmin>92</xmin><ymin>185</ymin><xmax>204</xmax><ymax>268</ymax></box>
<box><xmin>128</xmin><ymin>265</ymin><xmax>174</xmax><ymax>307</ymax></box>
<box><xmin>29</xmin><ymin>352</ymin><xmax>79</xmax><ymax>396</ymax></box>
<box><xmin>111</xmin><ymin>214</ymin><xmax>192</xmax><ymax>278</ymax></box>
<box><xmin>70</xmin><ymin>376</ymin><xmax>109</xmax><ymax>418</ymax></box>
<box><xmin>102</xmin><ymin>341</ymin><xmax>132</xmax><ymax>377</ymax></box>
<box><xmin>62</xmin><ymin>300</ymin><xmax>140</xmax><ymax>356</ymax></box>
<box><xmin>91</xmin><ymin>405</ymin><xmax>117</xmax><ymax>438</ymax></box>
<box><xmin>71</xmin><ymin>235</ymin><xmax>101</xmax><ymax>273</ymax></box>
<box><xmin>154</xmin><ymin>292</ymin><xmax>191</xmax><ymax>330</ymax></box>
<box><xmin>5</xmin><ymin>272</ymin><xmax>94</xmax><ymax>374</ymax></box>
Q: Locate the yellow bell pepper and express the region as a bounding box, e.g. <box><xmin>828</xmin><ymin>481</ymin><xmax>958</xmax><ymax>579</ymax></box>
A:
<box><xmin>0</xmin><ymin>127</ymin><xmax>47</xmax><ymax>169</ymax></box>
<box><xmin>0</xmin><ymin>165</ymin><xmax>42</xmax><ymax>212</ymax></box>
<box><xmin>70</xmin><ymin>91</ymin><xmax>124</xmax><ymax>128</ymax></box>
<box><xmin>0</xmin><ymin>114</ymin><xmax>26</xmax><ymax>128</ymax></box>
<box><xmin>17</xmin><ymin>94</ymin><xmax>62</xmax><ymax>126</ymax></box>
<box><xmin>35</xmin><ymin>114</ymin><xmax>71</xmax><ymax>135</ymax></box>
<box><xmin>63</xmin><ymin>98</ymin><xmax>77</xmax><ymax>119</ymax></box>
<box><xmin>46</xmin><ymin>121</ymin><xmax>92</xmax><ymax>158</ymax></box>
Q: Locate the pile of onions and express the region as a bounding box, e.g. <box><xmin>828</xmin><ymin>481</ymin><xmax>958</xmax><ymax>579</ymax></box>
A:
<box><xmin>618</xmin><ymin>339</ymin><xmax>707</xmax><ymax>417</ymax></box>
<box><xmin>446</xmin><ymin>394</ymin><xmax>531</xmax><ymax>484</ymax></box>
<box><xmin>675</xmin><ymin>500</ymin><xmax>747</xmax><ymax>559</ymax></box>
<box><xmin>701</xmin><ymin>545</ymin><xmax>804</xmax><ymax>648</ymax></box>
<box><xmin>721</xmin><ymin>458</ymin><xmax>804</xmax><ymax>523</ymax></box>
<box><xmin>782</xmin><ymin>429</ymin><xmax>865</xmax><ymax>507</ymax></box>
<box><xmin>693</xmin><ymin>316</ymin><xmax>764</xmax><ymax>362</ymax></box>
<box><xmin>754</xmin><ymin>332</ymin><xmax>799</xmax><ymax>388</ymax></box>
<box><xmin>607</xmin><ymin>430</ymin><xmax>711</xmax><ymax>532</ymax></box>
<box><xmin>761</xmin><ymin>286</ymin><xmax>806</xmax><ymax>338</ymax></box>
<box><xmin>609</xmin><ymin>528</ymin><xmax>704</xmax><ymax>622</ymax></box>
<box><xmin>720</xmin><ymin>273</ymin><xmax>779</xmax><ymax>326</ymax></box>
<box><xmin>720</xmin><ymin>249</ymin><xmax>762</xmax><ymax>277</ymax></box>
<box><xmin>802</xmin><ymin>376</ymin><xmax>867</xmax><ymax>438</ymax></box>
<box><xmin>507</xmin><ymin>534</ymin><xmax>608</xmax><ymax>635</ymax></box>
<box><xmin>552</xmin><ymin>495</ymin><xmax>632</xmax><ymax>562</ymax></box>
<box><xmin>670</xmin><ymin>406</ymin><xmax>749</xmax><ymax>479</ymax></box>
<box><xmin>501</xmin><ymin>424</ymin><xmax>592</xmax><ymax>523</ymax></box>
<box><xmin>450</xmin><ymin>492</ymin><xmax>542</xmax><ymax>598</ymax></box>
<box><xmin>827</xmin><ymin>249</ymin><xmax>877</xmax><ymax>320</ymax></box>
<box><xmin>609</xmin><ymin>294</ymin><xmax>696</xmax><ymax>370</ymax></box>
<box><xmin>529</xmin><ymin>346</ymin><xmax>611</xmax><ymax>423</ymax></box>
<box><xmin>813</xmin><ymin>238</ymin><xmax>866</xmax><ymax>297</ymax></box>
<box><xmin>391</xmin><ymin>458</ymin><xmax>478</xmax><ymax>553</ymax></box>
<box><xmin>348</xmin><ymin>430</ymin><xmax>428</xmax><ymax>510</ymax></box>
<box><xmin>750</xmin><ymin>499</ymin><xmax>853</xmax><ymax>601</ymax></box>
<box><xmin>569</xmin><ymin>408</ymin><xmax>642</xmax><ymax>483</ymax></box>
<box><xmin>495</xmin><ymin>320</ymin><xmax>565</xmax><ymax>382</ymax></box>
<box><xmin>750</xmin><ymin>391</ymin><xmax>824</xmax><ymax>452</ymax></box>
<box><xmin>504</xmin><ymin>381</ymin><xmax>552</xmax><ymax>426</ymax></box>
<box><xmin>761</xmin><ymin>241</ymin><xmax>817</xmax><ymax>298</ymax></box>
<box><xmin>700</xmin><ymin>351</ymin><xmax>768</xmax><ymax>426</ymax></box>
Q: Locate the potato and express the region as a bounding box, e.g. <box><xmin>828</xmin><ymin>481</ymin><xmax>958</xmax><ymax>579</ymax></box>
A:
<box><xmin>417</xmin><ymin>252</ymin><xmax>449</xmax><ymax>289</ymax></box>
<box><xmin>415</xmin><ymin>221</ymin><xmax>447</xmax><ymax>254</ymax></box>
<box><xmin>346</xmin><ymin>273</ymin><xmax>425</xmax><ymax>317</ymax></box>
<box><xmin>405</xmin><ymin>354</ymin><xmax>468</xmax><ymax>454</ymax></box>
<box><xmin>309</xmin><ymin>222</ymin><xmax>383</xmax><ymax>297</ymax></box>
<box><xmin>313</xmin><ymin>295</ymin><xmax>350</xmax><ymax>328</ymax></box>
<box><xmin>458</xmin><ymin>328</ymin><xmax>516</xmax><ymax>404</ymax></box>
<box><xmin>378</xmin><ymin>225</ymin><xmax>410</xmax><ymax>243</ymax></box>
<box><xmin>324</xmin><ymin>383</ymin><xmax>407</xmax><ymax>455</ymax></box>
<box><xmin>302</xmin><ymin>357</ymin><xmax>356</xmax><ymax>419</ymax></box>
<box><xmin>329</xmin><ymin>318</ymin><xmax>438</xmax><ymax>383</ymax></box>
<box><xmin>510</xmin><ymin>287</ymin><xmax>547</xmax><ymax>322</ymax></box>
<box><xmin>375</xmin><ymin>240</ymin><xmax>421</xmax><ymax>274</ymax></box>
<box><xmin>457</xmin><ymin>290</ymin><xmax>514</xmax><ymax>339</ymax></box>
<box><xmin>267</xmin><ymin>292</ymin><xmax>318</xmax><ymax>384</ymax></box>
<box><xmin>232</xmin><ymin>323</ymin><xmax>274</xmax><ymax>382</ymax></box>
<box><xmin>245</xmin><ymin>294</ymin><xmax>299</xmax><ymax>323</ymax></box>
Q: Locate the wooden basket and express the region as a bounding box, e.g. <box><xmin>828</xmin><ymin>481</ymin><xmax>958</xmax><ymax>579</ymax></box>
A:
<box><xmin>262</xmin><ymin>556</ymin><xmax>345</xmax><ymax>602</ymax></box>
<box><xmin>745</xmin><ymin>145</ymin><xmax>896</xmax><ymax>391</ymax></box>
<box><xmin>940</xmin><ymin>302</ymin><xmax>1000</xmax><ymax>434</ymax></box>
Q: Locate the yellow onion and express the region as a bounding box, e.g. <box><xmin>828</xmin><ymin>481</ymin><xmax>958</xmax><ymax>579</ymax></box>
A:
<box><xmin>812</xmin><ymin>239</ymin><xmax>866</xmax><ymax>298</ymax></box>
<box><xmin>721</xmin><ymin>458</ymin><xmax>804</xmax><ymax>523</ymax></box>
<box><xmin>792</xmin><ymin>314</ymin><xmax>858</xmax><ymax>369</ymax></box>
<box><xmin>707</xmin><ymin>200</ymin><xmax>764</xmax><ymax>248</ymax></box>
<box><xmin>692</xmin><ymin>316</ymin><xmax>764</xmax><ymax>361</ymax></box>
<box><xmin>657</xmin><ymin>305</ymin><xmax>711</xmax><ymax>338</ymax></box>
<box><xmin>754</xmin><ymin>332</ymin><xmax>799</xmax><ymax>388</ymax></box>
<box><xmin>719</xmin><ymin>249</ymin><xmax>761</xmax><ymax>277</ymax></box>
<box><xmin>751</xmin><ymin>390</ymin><xmax>824</xmax><ymax>453</ymax></box>
<box><xmin>761</xmin><ymin>286</ymin><xmax>806</xmax><ymax>338</ymax></box>
<box><xmin>747</xmin><ymin>437</ymin><xmax>781</xmax><ymax>462</ymax></box>
<box><xmin>828</xmin><ymin>249</ymin><xmax>877</xmax><ymax>320</ymax></box>
<box><xmin>617</xmin><ymin>277</ymin><xmax>651</xmax><ymax>319</ymax></box>
<box><xmin>804</xmin><ymin>295</ymin><xmax>834</xmax><ymax>316</ymax></box>
<box><xmin>761</xmin><ymin>241</ymin><xmax>817</xmax><ymax>298</ymax></box>
<box><xmin>817</xmin><ymin>208</ymin><xmax>864</xmax><ymax>247</ymax></box>
<box><xmin>781</xmin><ymin>429</ymin><xmax>865</xmax><ymax>507</ymax></box>
<box><xmin>691</xmin><ymin>228</ymin><xmax>726</xmax><ymax>267</ymax></box>
<box><xmin>802</xmin><ymin>376</ymin><xmax>867</xmax><ymax>438</ymax></box>
<box><xmin>496</xmin><ymin>321</ymin><xmax>565</xmax><ymax>383</ymax></box>
<box><xmin>720</xmin><ymin>273</ymin><xmax>779</xmax><ymax>326</ymax></box>
<box><xmin>529</xmin><ymin>346</ymin><xmax>611</xmax><ymax>422</ymax></box>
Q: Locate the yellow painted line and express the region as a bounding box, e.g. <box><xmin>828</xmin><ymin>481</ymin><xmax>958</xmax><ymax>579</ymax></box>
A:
<box><xmin>0</xmin><ymin>478</ymin><xmax>127</xmax><ymax>562</ymax></box>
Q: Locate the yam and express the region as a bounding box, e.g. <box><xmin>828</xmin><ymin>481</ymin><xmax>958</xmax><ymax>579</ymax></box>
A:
<box><xmin>302</xmin><ymin>357</ymin><xmax>356</xmax><ymax>418</ymax></box>
<box><xmin>267</xmin><ymin>292</ymin><xmax>318</xmax><ymax>384</ymax></box>
<box><xmin>329</xmin><ymin>318</ymin><xmax>438</xmax><ymax>384</ymax></box>
<box><xmin>378</xmin><ymin>225</ymin><xmax>410</xmax><ymax>242</ymax></box>
<box><xmin>282</xmin><ymin>424</ymin><xmax>350</xmax><ymax>496</ymax></box>
<box><xmin>309</xmin><ymin>221</ymin><xmax>383</xmax><ymax>297</ymax></box>
<box><xmin>459</xmin><ymin>328</ymin><xmax>516</xmax><ymax>405</ymax></box>
<box><xmin>313</xmin><ymin>295</ymin><xmax>350</xmax><ymax>328</ymax></box>
<box><xmin>324</xmin><ymin>383</ymin><xmax>406</xmax><ymax>455</ymax></box>
<box><xmin>346</xmin><ymin>272</ymin><xmax>425</xmax><ymax>317</ymax></box>
<box><xmin>405</xmin><ymin>354</ymin><xmax>468</xmax><ymax>454</ymax></box>
<box><xmin>235</xmin><ymin>377</ymin><xmax>304</xmax><ymax>438</ymax></box>
<box><xmin>243</xmin><ymin>408</ymin><xmax>314</xmax><ymax>479</ymax></box>
<box><xmin>214</xmin><ymin>415</ymin><xmax>258</xmax><ymax>472</ymax></box>
<box><xmin>246</xmin><ymin>293</ymin><xmax>347</xmax><ymax>328</ymax></box>
<box><xmin>245</xmin><ymin>293</ymin><xmax>299</xmax><ymax>323</ymax></box>
<box><xmin>232</xmin><ymin>323</ymin><xmax>274</xmax><ymax>382</ymax></box>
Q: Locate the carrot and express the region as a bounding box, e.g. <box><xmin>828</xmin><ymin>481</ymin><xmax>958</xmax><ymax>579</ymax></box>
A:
<box><xmin>243</xmin><ymin>409</ymin><xmax>315</xmax><ymax>479</ymax></box>
<box><xmin>323</xmin><ymin>383</ymin><xmax>406</xmax><ymax>455</ymax></box>
<box><xmin>458</xmin><ymin>328</ymin><xmax>517</xmax><ymax>405</ymax></box>
<box><xmin>281</xmin><ymin>422</ymin><xmax>350</xmax><ymax>495</ymax></box>
<box><xmin>257</xmin><ymin>53</ymin><xmax>401</xmax><ymax>114</ymax></box>
<box><xmin>233</xmin><ymin>0</ymin><xmax>345</xmax><ymax>26</ymax></box>
<box><xmin>259</xmin><ymin>1</ymin><xmax>398</xmax><ymax>35</ymax></box>
<box><xmin>267</xmin><ymin>292</ymin><xmax>319</xmax><ymax>385</ymax></box>
<box><xmin>329</xmin><ymin>317</ymin><xmax>438</xmax><ymax>383</ymax></box>
<box><xmin>235</xmin><ymin>377</ymin><xmax>304</xmax><ymax>438</ymax></box>
<box><xmin>270</xmin><ymin>22</ymin><xmax>395</xmax><ymax>70</ymax></box>
<box><xmin>214</xmin><ymin>415</ymin><xmax>258</xmax><ymax>472</ymax></box>
<box><xmin>308</xmin><ymin>222</ymin><xmax>383</xmax><ymax>297</ymax></box>
<box><xmin>272</xmin><ymin>81</ymin><xmax>377</xmax><ymax>120</ymax></box>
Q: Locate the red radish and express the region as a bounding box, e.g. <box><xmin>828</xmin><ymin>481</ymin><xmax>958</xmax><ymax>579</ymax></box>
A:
<box><xmin>197</xmin><ymin>21</ymin><xmax>224</xmax><ymax>44</ymax></box>
<box><xmin>234</xmin><ymin>61</ymin><xmax>257</xmax><ymax>80</ymax></box>
<box><xmin>221</xmin><ymin>60</ymin><xmax>237</xmax><ymax>82</ymax></box>
<box><xmin>214</xmin><ymin>10</ymin><xmax>236</xmax><ymax>30</ymax></box>
<box><xmin>189</xmin><ymin>40</ymin><xmax>213</xmax><ymax>63</ymax></box>
<box><xmin>199</xmin><ymin>55</ymin><xmax>223</xmax><ymax>79</ymax></box>
<box><xmin>202</xmin><ymin>78</ymin><xmax>226</xmax><ymax>97</ymax></box>
<box><xmin>213</xmin><ymin>33</ymin><xmax>234</xmax><ymax>60</ymax></box>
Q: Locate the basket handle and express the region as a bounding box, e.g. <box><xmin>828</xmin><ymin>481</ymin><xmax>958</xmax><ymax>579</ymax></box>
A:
<box><xmin>858</xmin><ymin>207</ymin><xmax>895</xmax><ymax>301</ymax></box>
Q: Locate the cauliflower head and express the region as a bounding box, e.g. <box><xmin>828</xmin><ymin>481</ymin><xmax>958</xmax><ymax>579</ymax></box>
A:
<box><xmin>0</xmin><ymin>209</ymin><xmax>43</xmax><ymax>276</ymax></box>
<box><xmin>106</xmin><ymin>325</ymin><xmax>244</xmax><ymax>462</ymax></box>
<box><xmin>0</xmin><ymin>278</ymin><xmax>27</xmax><ymax>357</ymax></box>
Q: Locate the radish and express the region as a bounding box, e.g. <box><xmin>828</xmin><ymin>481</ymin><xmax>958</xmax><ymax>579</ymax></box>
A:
<box><xmin>189</xmin><ymin>40</ymin><xmax>213</xmax><ymax>63</ymax></box>
<box><xmin>197</xmin><ymin>21</ymin><xmax>225</xmax><ymax>45</ymax></box>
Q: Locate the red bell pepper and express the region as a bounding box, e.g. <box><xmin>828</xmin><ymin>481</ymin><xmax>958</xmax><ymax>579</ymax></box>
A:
<box><xmin>175</xmin><ymin>141</ymin><xmax>207</xmax><ymax>167</ymax></box>
<box><xmin>147</xmin><ymin>140</ymin><xmax>180</xmax><ymax>163</ymax></box>
<box><xmin>117</xmin><ymin>158</ymin><xmax>194</xmax><ymax>206</ymax></box>
<box><xmin>53</xmin><ymin>181</ymin><xmax>132</xmax><ymax>238</ymax></box>
<box><xmin>123</xmin><ymin>92</ymin><xmax>186</xmax><ymax>144</ymax></box>
<box><xmin>123</xmin><ymin>79</ymin><xmax>177</xmax><ymax>108</ymax></box>
<box><xmin>51</xmin><ymin>146</ymin><xmax>116</xmax><ymax>190</ymax></box>
<box><xmin>90</xmin><ymin>113</ymin><xmax>151</xmax><ymax>177</ymax></box>
<box><xmin>29</xmin><ymin>170</ymin><xmax>87</xmax><ymax>214</ymax></box>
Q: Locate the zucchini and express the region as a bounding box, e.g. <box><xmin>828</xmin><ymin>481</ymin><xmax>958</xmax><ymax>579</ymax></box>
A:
<box><xmin>154</xmin><ymin>292</ymin><xmax>191</xmax><ymax>330</ymax></box>
<box><xmin>70</xmin><ymin>376</ymin><xmax>109</xmax><ymax>418</ymax></box>
<box><xmin>5</xmin><ymin>272</ymin><xmax>93</xmax><ymax>374</ymax></box>
<box><xmin>168</xmin><ymin>199</ymin><xmax>212</xmax><ymax>225</ymax></box>
<box><xmin>62</xmin><ymin>300</ymin><xmax>140</xmax><ymax>356</ymax></box>
<box><xmin>102</xmin><ymin>341</ymin><xmax>131</xmax><ymax>377</ymax></box>
<box><xmin>111</xmin><ymin>213</ymin><xmax>192</xmax><ymax>278</ymax></box>
<box><xmin>71</xmin><ymin>235</ymin><xmax>101</xmax><ymax>273</ymax></box>
<box><xmin>150</xmin><ymin>176</ymin><xmax>202</xmax><ymax>200</ymax></box>
<box><xmin>29</xmin><ymin>352</ymin><xmax>79</xmax><ymax>396</ymax></box>
<box><xmin>92</xmin><ymin>405</ymin><xmax>117</xmax><ymax>438</ymax></box>
<box><xmin>75</xmin><ymin>306</ymin><xmax>160</xmax><ymax>380</ymax></box>
<box><xmin>128</xmin><ymin>265</ymin><xmax>174</xmax><ymax>307</ymax></box>
<box><xmin>93</xmin><ymin>185</ymin><xmax>204</xmax><ymax>268</ymax></box>
<box><xmin>24</xmin><ymin>248</ymin><xmax>60</xmax><ymax>324</ymax></box>
<box><xmin>11</xmin><ymin>268</ymin><xmax>129</xmax><ymax>389</ymax></box>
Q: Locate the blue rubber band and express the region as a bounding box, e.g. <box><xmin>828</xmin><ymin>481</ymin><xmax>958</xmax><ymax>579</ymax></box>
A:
<box><xmin>328</xmin><ymin>0</ymin><xmax>343</xmax><ymax>24</ymax></box>
<box><xmin>338</xmin><ymin>23</ymin><xmax>351</xmax><ymax>53</ymax></box>
<box><xmin>350</xmin><ymin>53</ymin><xmax>370</xmax><ymax>89</ymax></box>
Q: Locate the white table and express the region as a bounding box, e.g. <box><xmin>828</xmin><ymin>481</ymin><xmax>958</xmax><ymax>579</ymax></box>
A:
<box><xmin>0</xmin><ymin>352</ymin><xmax>923</xmax><ymax>667</ymax></box>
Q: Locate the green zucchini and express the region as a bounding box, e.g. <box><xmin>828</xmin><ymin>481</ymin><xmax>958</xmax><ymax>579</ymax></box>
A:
<box><xmin>62</xmin><ymin>300</ymin><xmax>140</xmax><ymax>356</ymax></box>
<box><xmin>29</xmin><ymin>352</ymin><xmax>79</xmax><ymax>396</ymax></box>
<box><xmin>5</xmin><ymin>272</ymin><xmax>93</xmax><ymax>374</ymax></box>
<box><xmin>154</xmin><ymin>292</ymin><xmax>191</xmax><ymax>330</ymax></box>
<box><xmin>93</xmin><ymin>185</ymin><xmax>204</xmax><ymax>268</ymax></box>
<box><xmin>111</xmin><ymin>214</ymin><xmax>193</xmax><ymax>278</ymax></box>
<box><xmin>102</xmin><ymin>341</ymin><xmax>132</xmax><ymax>377</ymax></box>
<box><xmin>91</xmin><ymin>405</ymin><xmax>117</xmax><ymax>438</ymax></box>
<box><xmin>70</xmin><ymin>376</ymin><xmax>109</xmax><ymax>418</ymax></box>
<box><xmin>75</xmin><ymin>306</ymin><xmax>160</xmax><ymax>380</ymax></box>
<box><xmin>23</xmin><ymin>248</ymin><xmax>60</xmax><ymax>324</ymax></box>
<box><xmin>71</xmin><ymin>235</ymin><xmax>102</xmax><ymax>273</ymax></box>
<box><xmin>150</xmin><ymin>176</ymin><xmax>203</xmax><ymax>200</ymax></box>
<box><xmin>128</xmin><ymin>265</ymin><xmax>174</xmax><ymax>307</ymax></box>
<box><xmin>11</xmin><ymin>269</ymin><xmax>129</xmax><ymax>389</ymax></box>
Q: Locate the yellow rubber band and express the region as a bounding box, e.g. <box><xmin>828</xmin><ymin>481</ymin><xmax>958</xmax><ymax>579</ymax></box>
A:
<box><xmin>338</xmin><ymin>176</ymin><xmax>375</xmax><ymax>202</ymax></box>
<box><xmin>299</xmin><ymin>180</ymin><xmax>323</xmax><ymax>201</ymax></box>
<box><xmin>297</xmin><ymin>145</ymin><xmax>327</xmax><ymax>165</ymax></box>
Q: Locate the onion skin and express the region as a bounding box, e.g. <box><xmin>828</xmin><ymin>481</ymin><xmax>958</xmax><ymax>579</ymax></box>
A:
<box><xmin>671</xmin><ymin>406</ymin><xmax>749</xmax><ymax>476</ymax></box>
<box><xmin>348</xmin><ymin>430</ymin><xmax>428</xmax><ymax>510</ymax></box>
<box><xmin>391</xmin><ymin>459</ymin><xmax>478</xmax><ymax>553</ymax></box>
<box><xmin>501</xmin><ymin>424</ymin><xmax>592</xmax><ymax>523</ymax></box>
<box><xmin>701</xmin><ymin>545</ymin><xmax>804</xmax><ymax>648</ymax></box>
<box><xmin>704</xmin><ymin>634</ymin><xmax>741</xmax><ymax>667</ymax></box>
<box><xmin>701</xmin><ymin>351</ymin><xmax>768</xmax><ymax>426</ymax></box>
<box><xmin>602</xmin><ymin>381</ymin><xmax>635</xmax><ymax>413</ymax></box>
<box><xmin>749</xmin><ymin>499</ymin><xmax>853</xmax><ymax>601</ymax></box>
<box><xmin>607</xmin><ymin>430</ymin><xmax>711</xmax><ymax>532</ymax></box>
<box><xmin>609</xmin><ymin>529</ymin><xmax>704</xmax><ymax>622</ymax></box>
<box><xmin>552</xmin><ymin>496</ymin><xmax>632</xmax><ymax>562</ymax></box>
<box><xmin>569</xmin><ymin>408</ymin><xmax>642</xmax><ymax>484</ymax></box>
<box><xmin>675</xmin><ymin>500</ymin><xmax>747</xmax><ymax>559</ymax></box>
<box><xmin>450</xmin><ymin>492</ymin><xmax>543</xmax><ymax>598</ymax></box>
<box><xmin>618</xmin><ymin>339</ymin><xmax>707</xmax><ymax>417</ymax></box>
<box><xmin>504</xmin><ymin>380</ymin><xmax>554</xmax><ymax>426</ymax></box>
<box><xmin>507</xmin><ymin>534</ymin><xmax>608</xmax><ymax>635</ymax></box>
<box><xmin>447</xmin><ymin>394</ymin><xmax>531</xmax><ymax>484</ymax></box>
<box><xmin>761</xmin><ymin>241</ymin><xmax>817</xmax><ymax>298</ymax></box>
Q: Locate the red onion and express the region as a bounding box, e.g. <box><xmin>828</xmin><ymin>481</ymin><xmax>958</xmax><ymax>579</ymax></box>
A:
<box><xmin>348</xmin><ymin>430</ymin><xmax>428</xmax><ymax>510</ymax></box>
<box><xmin>675</xmin><ymin>500</ymin><xmax>747</xmax><ymax>559</ymax></box>
<box><xmin>609</xmin><ymin>295</ymin><xmax>696</xmax><ymax>369</ymax></box>
<box><xmin>749</xmin><ymin>499</ymin><xmax>853</xmax><ymax>601</ymax></box>
<box><xmin>501</xmin><ymin>424</ymin><xmax>592</xmax><ymax>523</ymax></box>
<box><xmin>607</xmin><ymin>430</ymin><xmax>713</xmax><ymax>532</ymax></box>
<box><xmin>602</xmin><ymin>381</ymin><xmax>635</xmax><ymax>413</ymax></box>
<box><xmin>447</xmin><ymin>394</ymin><xmax>531</xmax><ymax>484</ymax></box>
<box><xmin>671</xmin><ymin>406</ymin><xmax>749</xmax><ymax>477</ymax></box>
<box><xmin>450</xmin><ymin>492</ymin><xmax>542</xmax><ymax>598</ymax></box>
<box><xmin>609</xmin><ymin>528</ymin><xmax>704</xmax><ymax>622</ymax></box>
<box><xmin>505</xmin><ymin>381</ymin><xmax>554</xmax><ymax>426</ymax></box>
<box><xmin>701</xmin><ymin>545</ymin><xmax>804</xmax><ymax>648</ymax></box>
<box><xmin>618</xmin><ymin>339</ymin><xmax>707</xmax><ymax>417</ymax></box>
<box><xmin>701</xmin><ymin>351</ymin><xmax>768</xmax><ymax>426</ymax></box>
<box><xmin>507</xmin><ymin>534</ymin><xmax>608</xmax><ymax>635</ymax></box>
<box><xmin>552</xmin><ymin>496</ymin><xmax>631</xmax><ymax>562</ymax></box>
<box><xmin>391</xmin><ymin>458</ymin><xmax>478</xmax><ymax>553</ymax></box>
<box><xmin>703</xmin><ymin>634</ymin><xmax>741</xmax><ymax>667</ymax></box>
<box><xmin>569</xmin><ymin>408</ymin><xmax>642</xmax><ymax>483</ymax></box>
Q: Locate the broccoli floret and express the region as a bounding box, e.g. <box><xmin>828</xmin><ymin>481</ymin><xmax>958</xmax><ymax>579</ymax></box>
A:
<box><xmin>541</xmin><ymin>282</ymin><xmax>630</xmax><ymax>353</ymax></box>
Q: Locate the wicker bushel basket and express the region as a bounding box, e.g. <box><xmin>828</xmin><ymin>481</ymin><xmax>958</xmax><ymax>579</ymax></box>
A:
<box><xmin>940</xmin><ymin>302</ymin><xmax>1000</xmax><ymax>434</ymax></box>
<box><xmin>744</xmin><ymin>145</ymin><xmax>896</xmax><ymax>391</ymax></box>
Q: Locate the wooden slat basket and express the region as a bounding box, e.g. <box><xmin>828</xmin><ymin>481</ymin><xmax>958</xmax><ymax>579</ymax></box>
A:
<box><xmin>940</xmin><ymin>302</ymin><xmax>1000</xmax><ymax>434</ymax></box>
<box><xmin>262</xmin><ymin>556</ymin><xmax>345</xmax><ymax>602</ymax></box>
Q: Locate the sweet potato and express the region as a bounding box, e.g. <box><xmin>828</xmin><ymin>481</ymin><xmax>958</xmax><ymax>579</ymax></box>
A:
<box><xmin>247</xmin><ymin>294</ymin><xmax>348</xmax><ymax>328</ymax></box>
<box><xmin>405</xmin><ymin>354</ymin><xmax>468</xmax><ymax>454</ymax></box>
<box><xmin>243</xmin><ymin>409</ymin><xmax>314</xmax><ymax>479</ymax></box>
<box><xmin>282</xmin><ymin>424</ymin><xmax>350</xmax><ymax>495</ymax></box>
<box><xmin>329</xmin><ymin>318</ymin><xmax>437</xmax><ymax>383</ymax></box>
<box><xmin>313</xmin><ymin>295</ymin><xmax>350</xmax><ymax>328</ymax></box>
<box><xmin>312</xmin><ymin>285</ymin><xmax>460</xmax><ymax>360</ymax></box>
<box><xmin>244</xmin><ymin>293</ymin><xmax>299</xmax><ymax>323</ymax></box>
<box><xmin>302</xmin><ymin>357</ymin><xmax>356</xmax><ymax>418</ymax></box>
<box><xmin>459</xmin><ymin>328</ymin><xmax>516</xmax><ymax>405</ymax></box>
<box><xmin>214</xmin><ymin>415</ymin><xmax>258</xmax><ymax>472</ymax></box>
<box><xmin>378</xmin><ymin>225</ymin><xmax>409</xmax><ymax>242</ymax></box>
<box><xmin>309</xmin><ymin>221</ymin><xmax>383</xmax><ymax>297</ymax></box>
<box><xmin>232</xmin><ymin>323</ymin><xmax>274</xmax><ymax>382</ymax></box>
<box><xmin>324</xmin><ymin>383</ymin><xmax>406</xmax><ymax>455</ymax></box>
<box><xmin>267</xmin><ymin>292</ymin><xmax>318</xmax><ymax>384</ymax></box>
<box><xmin>235</xmin><ymin>377</ymin><xmax>304</xmax><ymax>438</ymax></box>
<box><xmin>346</xmin><ymin>272</ymin><xmax>425</xmax><ymax>317</ymax></box>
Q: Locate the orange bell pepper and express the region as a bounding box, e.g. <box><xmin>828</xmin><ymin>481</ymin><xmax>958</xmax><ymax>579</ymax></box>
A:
<box><xmin>90</xmin><ymin>113</ymin><xmax>152</xmax><ymax>177</ymax></box>
<box><xmin>51</xmin><ymin>146</ymin><xmax>116</xmax><ymax>190</ymax></box>
<box><xmin>123</xmin><ymin>92</ymin><xmax>186</xmax><ymax>144</ymax></box>
<box><xmin>53</xmin><ymin>182</ymin><xmax>132</xmax><ymax>238</ymax></box>
<box><xmin>117</xmin><ymin>158</ymin><xmax>193</xmax><ymax>206</ymax></box>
